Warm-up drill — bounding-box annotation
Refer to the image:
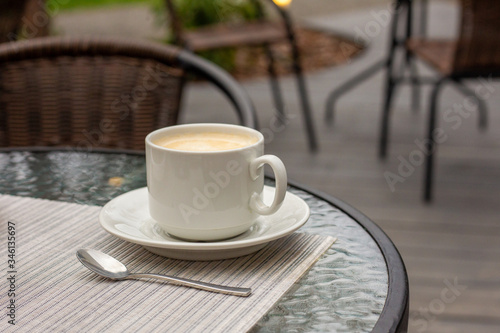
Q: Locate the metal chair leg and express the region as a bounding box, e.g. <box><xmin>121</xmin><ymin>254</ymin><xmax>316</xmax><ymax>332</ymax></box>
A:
<box><xmin>289</xmin><ymin>36</ymin><xmax>318</xmax><ymax>152</ymax></box>
<box><xmin>419</xmin><ymin>0</ymin><xmax>429</xmax><ymax>37</ymax></box>
<box><xmin>409</xmin><ymin>55</ymin><xmax>421</xmax><ymax>112</ymax></box>
<box><xmin>424</xmin><ymin>78</ymin><xmax>446</xmax><ymax>202</ymax></box>
<box><xmin>294</xmin><ymin>65</ymin><xmax>318</xmax><ymax>152</ymax></box>
<box><xmin>451</xmin><ymin>80</ymin><xmax>488</xmax><ymax>130</ymax></box>
<box><xmin>379</xmin><ymin>0</ymin><xmax>414</xmax><ymax>158</ymax></box>
<box><xmin>379</xmin><ymin>74</ymin><xmax>398</xmax><ymax>159</ymax></box>
<box><xmin>403</xmin><ymin>0</ymin><xmax>421</xmax><ymax>113</ymax></box>
<box><xmin>264</xmin><ymin>45</ymin><xmax>285</xmax><ymax>123</ymax></box>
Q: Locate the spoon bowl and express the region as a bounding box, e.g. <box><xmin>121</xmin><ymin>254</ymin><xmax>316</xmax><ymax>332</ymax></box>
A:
<box><xmin>76</xmin><ymin>249</ymin><xmax>251</xmax><ymax>297</ymax></box>
<box><xmin>77</xmin><ymin>249</ymin><xmax>130</xmax><ymax>279</ymax></box>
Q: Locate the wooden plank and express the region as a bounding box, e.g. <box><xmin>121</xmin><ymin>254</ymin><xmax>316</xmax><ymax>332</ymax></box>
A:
<box><xmin>403</xmin><ymin>256</ymin><xmax>500</xmax><ymax>281</ymax></box>
<box><xmin>376</xmin><ymin>218</ymin><xmax>500</xmax><ymax>234</ymax></box>
<box><xmin>409</xmin><ymin>284</ymin><xmax>500</xmax><ymax>319</ymax></box>
<box><xmin>376</xmin><ymin>229</ymin><xmax>500</xmax><ymax>254</ymax></box>
<box><xmin>421</xmin><ymin>320</ymin><xmax>500</xmax><ymax>333</ymax></box>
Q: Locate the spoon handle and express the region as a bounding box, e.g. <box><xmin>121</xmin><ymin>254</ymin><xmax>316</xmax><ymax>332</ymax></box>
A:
<box><xmin>127</xmin><ymin>273</ymin><xmax>251</xmax><ymax>297</ymax></box>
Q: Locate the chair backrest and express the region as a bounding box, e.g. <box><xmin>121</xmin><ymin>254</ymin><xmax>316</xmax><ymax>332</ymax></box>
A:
<box><xmin>0</xmin><ymin>0</ymin><xmax>27</xmax><ymax>43</ymax></box>
<box><xmin>453</xmin><ymin>0</ymin><xmax>500</xmax><ymax>75</ymax></box>
<box><xmin>0</xmin><ymin>37</ymin><xmax>257</xmax><ymax>150</ymax></box>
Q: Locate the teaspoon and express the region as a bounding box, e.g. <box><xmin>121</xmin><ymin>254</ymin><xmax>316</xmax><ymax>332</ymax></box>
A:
<box><xmin>76</xmin><ymin>249</ymin><xmax>251</xmax><ymax>297</ymax></box>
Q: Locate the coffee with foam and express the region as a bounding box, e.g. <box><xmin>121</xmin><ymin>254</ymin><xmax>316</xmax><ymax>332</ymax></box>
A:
<box><xmin>154</xmin><ymin>132</ymin><xmax>258</xmax><ymax>152</ymax></box>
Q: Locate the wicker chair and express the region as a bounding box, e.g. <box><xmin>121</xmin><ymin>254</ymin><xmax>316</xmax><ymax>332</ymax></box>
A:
<box><xmin>0</xmin><ymin>37</ymin><xmax>257</xmax><ymax>150</ymax></box>
<box><xmin>405</xmin><ymin>0</ymin><xmax>500</xmax><ymax>200</ymax></box>
<box><xmin>164</xmin><ymin>0</ymin><xmax>317</xmax><ymax>151</ymax></box>
<box><xmin>0</xmin><ymin>0</ymin><xmax>50</xmax><ymax>43</ymax></box>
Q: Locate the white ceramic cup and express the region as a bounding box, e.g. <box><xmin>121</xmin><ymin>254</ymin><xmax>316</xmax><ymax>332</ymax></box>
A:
<box><xmin>145</xmin><ymin>123</ymin><xmax>287</xmax><ymax>241</ymax></box>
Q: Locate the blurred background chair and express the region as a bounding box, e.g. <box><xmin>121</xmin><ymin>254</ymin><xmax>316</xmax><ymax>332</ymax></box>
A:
<box><xmin>0</xmin><ymin>37</ymin><xmax>257</xmax><ymax>150</ymax></box>
<box><xmin>164</xmin><ymin>0</ymin><xmax>317</xmax><ymax>151</ymax></box>
<box><xmin>0</xmin><ymin>0</ymin><xmax>50</xmax><ymax>43</ymax></box>
<box><xmin>323</xmin><ymin>0</ymin><xmax>484</xmax><ymax>158</ymax></box>
<box><xmin>405</xmin><ymin>0</ymin><xmax>500</xmax><ymax>201</ymax></box>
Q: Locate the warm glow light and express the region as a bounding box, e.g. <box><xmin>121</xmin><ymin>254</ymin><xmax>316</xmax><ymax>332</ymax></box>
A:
<box><xmin>273</xmin><ymin>0</ymin><xmax>292</xmax><ymax>7</ymax></box>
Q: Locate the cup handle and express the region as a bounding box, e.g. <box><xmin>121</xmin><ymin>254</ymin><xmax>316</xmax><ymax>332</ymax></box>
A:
<box><xmin>249</xmin><ymin>155</ymin><xmax>287</xmax><ymax>215</ymax></box>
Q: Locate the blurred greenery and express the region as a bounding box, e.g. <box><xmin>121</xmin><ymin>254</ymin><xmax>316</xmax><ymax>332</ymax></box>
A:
<box><xmin>49</xmin><ymin>0</ymin><xmax>261</xmax><ymax>71</ymax></box>
<box><xmin>172</xmin><ymin>0</ymin><xmax>260</xmax><ymax>28</ymax></box>
<box><xmin>157</xmin><ymin>0</ymin><xmax>262</xmax><ymax>72</ymax></box>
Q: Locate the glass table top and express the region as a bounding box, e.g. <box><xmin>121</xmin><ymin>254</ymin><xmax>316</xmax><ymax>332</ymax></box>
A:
<box><xmin>0</xmin><ymin>150</ymin><xmax>388</xmax><ymax>332</ymax></box>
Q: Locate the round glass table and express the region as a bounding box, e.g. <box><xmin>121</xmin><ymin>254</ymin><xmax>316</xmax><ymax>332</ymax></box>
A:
<box><xmin>0</xmin><ymin>149</ymin><xmax>408</xmax><ymax>332</ymax></box>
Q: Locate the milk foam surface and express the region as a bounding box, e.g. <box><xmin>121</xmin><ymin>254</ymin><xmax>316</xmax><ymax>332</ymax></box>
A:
<box><xmin>155</xmin><ymin>132</ymin><xmax>258</xmax><ymax>151</ymax></box>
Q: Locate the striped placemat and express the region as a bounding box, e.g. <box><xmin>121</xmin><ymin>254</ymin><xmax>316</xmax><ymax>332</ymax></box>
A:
<box><xmin>0</xmin><ymin>194</ymin><xmax>335</xmax><ymax>332</ymax></box>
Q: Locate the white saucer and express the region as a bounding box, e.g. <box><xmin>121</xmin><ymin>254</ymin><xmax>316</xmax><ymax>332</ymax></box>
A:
<box><xmin>99</xmin><ymin>186</ymin><xmax>310</xmax><ymax>260</ymax></box>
